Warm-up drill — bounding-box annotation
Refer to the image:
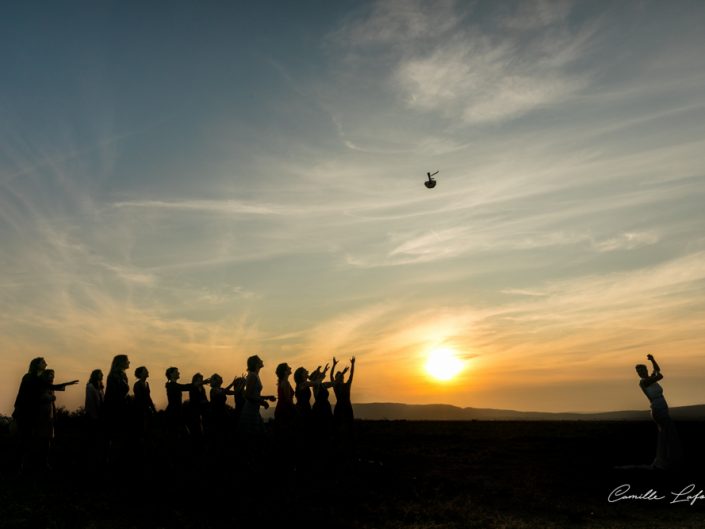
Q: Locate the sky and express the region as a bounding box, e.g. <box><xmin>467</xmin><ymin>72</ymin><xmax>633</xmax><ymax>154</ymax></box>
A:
<box><xmin>1</xmin><ymin>0</ymin><xmax>705</xmax><ymax>414</ymax></box>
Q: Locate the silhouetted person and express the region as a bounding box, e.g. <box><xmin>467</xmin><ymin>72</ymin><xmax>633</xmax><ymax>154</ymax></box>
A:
<box><xmin>36</xmin><ymin>369</ymin><xmax>58</xmax><ymax>470</ymax></box>
<box><xmin>636</xmin><ymin>354</ymin><xmax>682</xmax><ymax>470</ymax></box>
<box><xmin>208</xmin><ymin>374</ymin><xmax>234</xmax><ymax>427</ymax></box>
<box><xmin>13</xmin><ymin>357</ymin><xmax>77</xmax><ymax>473</ymax></box>
<box><xmin>187</xmin><ymin>372</ymin><xmax>210</xmax><ymax>454</ymax></box>
<box><xmin>133</xmin><ymin>366</ymin><xmax>156</xmax><ymax>445</ymax></box>
<box><xmin>293</xmin><ymin>366</ymin><xmax>315</xmax><ymax>461</ymax></box>
<box><xmin>275</xmin><ymin>363</ymin><xmax>296</xmax><ymax>429</ymax></box>
<box><xmin>85</xmin><ymin>369</ymin><xmax>105</xmax><ymax>422</ymax></box>
<box><xmin>233</xmin><ymin>376</ymin><xmax>247</xmax><ymax>430</ymax></box>
<box><xmin>85</xmin><ymin>369</ymin><xmax>106</xmax><ymax>469</ymax></box>
<box><xmin>311</xmin><ymin>363</ymin><xmax>334</xmax><ymax>443</ymax></box>
<box><xmin>274</xmin><ymin>363</ymin><xmax>297</xmax><ymax>470</ymax></box>
<box><xmin>165</xmin><ymin>367</ymin><xmax>193</xmax><ymax>440</ymax></box>
<box><xmin>208</xmin><ymin>373</ymin><xmax>238</xmax><ymax>459</ymax></box>
<box><xmin>13</xmin><ymin>357</ymin><xmax>47</xmax><ymax>472</ymax></box>
<box><xmin>104</xmin><ymin>354</ymin><xmax>131</xmax><ymax>465</ymax></box>
<box><xmin>294</xmin><ymin>367</ymin><xmax>313</xmax><ymax>422</ymax></box>
<box><xmin>238</xmin><ymin>355</ymin><xmax>275</xmax><ymax>468</ymax></box>
<box><xmin>332</xmin><ymin>356</ymin><xmax>356</xmax><ymax>457</ymax></box>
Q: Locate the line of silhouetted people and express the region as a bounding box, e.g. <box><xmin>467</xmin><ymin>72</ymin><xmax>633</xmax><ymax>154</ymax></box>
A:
<box><xmin>11</xmin><ymin>354</ymin><xmax>356</xmax><ymax>475</ymax></box>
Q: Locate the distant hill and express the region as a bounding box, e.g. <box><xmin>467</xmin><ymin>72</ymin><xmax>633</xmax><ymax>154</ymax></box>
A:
<box><xmin>346</xmin><ymin>402</ymin><xmax>705</xmax><ymax>421</ymax></box>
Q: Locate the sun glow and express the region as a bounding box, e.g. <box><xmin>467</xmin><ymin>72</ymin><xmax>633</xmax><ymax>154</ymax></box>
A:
<box><xmin>424</xmin><ymin>347</ymin><xmax>464</xmax><ymax>381</ymax></box>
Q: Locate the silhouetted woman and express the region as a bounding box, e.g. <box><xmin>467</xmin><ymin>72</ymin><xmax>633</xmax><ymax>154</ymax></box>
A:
<box><xmin>239</xmin><ymin>356</ymin><xmax>275</xmax><ymax>436</ymax></box>
<box><xmin>165</xmin><ymin>367</ymin><xmax>193</xmax><ymax>439</ymax></box>
<box><xmin>274</xmin><ymin>363</ymin><xmax>297</xmax><ymax>468</ymax></box>
<box><xmin>37</xmin><ymin>369</ymin><xmax>58</xmax><ymax>469</ymax></box>
<box><xmin>85</xmin><ymin>369</ymin><xmax>105</xmax><ymax>423</ymax></box>
<box><xmin>209</xmin><ymin>374</ymin><xmax>234</xmax><ymax>426</ymax></box>
<box><xmin>311</xmin><ymin>363</ymin><xmax>334</xmax><ymax>442</ymax></box>
<box><xmin>231</xmin><ymin>375</ymin><xmax>247</xmax><ymax>430</ymax></box>
<box><xmin>294</xmin><ymin>366</ymin><xmax>314</xmax><ymax>422</ymax></box>
<box><xmin>133</xmin><ymin>366</ymin><xmax>156</xmax><ymax>441</ymax></box>
<box><xmin>293</xmin><ymin>366</ymin><xmax>318</xmax><ymax>464</ymax></box>
<box><xmin>13</xmin><ymin>357</ymin><xmax>48</xmax><ymax>471</ymax></box>
<box><xmin>187</xmin><ymin>372</ymin><xmax>210</xmax><ymax>453</ymax></box>
<box><xmin>238</xmin><ymin>355</ymin><xmax>275</xmax><ymax>470</ymax></box>
<box><xmin>636</xmin><ymin>354</ymin><xmax>682</xmax><ymax>469</ymax></box>
<box><xmin>331</xmin><ymin>356</ymin><xmax>356</xmax><ymax>436</ymax></box>
<box><xmin>275</xmin><ymin>363</ymin><xmax>296</xmax><ymax>429</ymax></box>
<box><xmin>103</xmin><ymin>355</ymin><xmax>130</xmax><ymax>459</ymax></box>
<box><xmin>85</xmin><ymin>368</ymin><xmax>105</xmax><ymax>468</ymax></box>
<box><xmin>208</xmin><ymin>373</ymin><xmax>238</xmax><ymax>457</ymax></box>
<box><xmin>13</xmin><ymin>357</ymin><xmax>77</xmax><ymax>472</ymax></box>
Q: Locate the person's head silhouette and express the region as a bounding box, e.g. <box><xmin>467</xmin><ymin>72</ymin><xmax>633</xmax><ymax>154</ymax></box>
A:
<box><xmin>276</xmin><ymin>363</ymin><xmax>291</xmax><ymax>381</ymax></box>
<box><xmin>111</xmin><ymin>354</ymin><xmax>130</xmax><ymax>372</ymax></box>
<box><xmin>29</xmin><ymin>357</ymin><xmax>47</xmax><ymax>375</ymax></box>
<box><xmin>247</xmin><ymin>355</ymin><xmax>264</xmax><ymax>373</ymax></box>
<box><xmin>294</xmin><ymin>367</ymin><xmax>309</xmax><ymax>387</ymax></box>
<box><xmin>210</xmin><ymin>374</ymin><xmax>223</xmax><ymax>388</ymax></box>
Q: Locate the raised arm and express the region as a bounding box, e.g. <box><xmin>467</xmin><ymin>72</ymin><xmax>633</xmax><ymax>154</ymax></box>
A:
<box><xmin>347</xmin><ymin>356</ymin><xmax>355</xmax><ymax>384</ymax></box>
<box><xmin>331</xmin><ymin>357</ymin><xmax>338</xmax><ymax>383</ymax></box>
<box><xmin>647</xmin><ymin>354</ymin><xmax>662</xmax><ymax>374</ymax></box>
<box><xmin>641</xmin><ymin>354</ymin><xmax>663</xmax><ymax>387</ymax></box>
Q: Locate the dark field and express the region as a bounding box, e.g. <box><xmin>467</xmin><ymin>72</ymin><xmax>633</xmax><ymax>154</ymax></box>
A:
<box><xmin>2</xmin><ymin>419</ymin><xmax>705</xmax><ymax>529</ymax></box>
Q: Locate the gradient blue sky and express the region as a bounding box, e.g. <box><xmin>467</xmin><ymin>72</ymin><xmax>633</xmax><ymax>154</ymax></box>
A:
<box><xmin>2</xmin><ymin>1</ymin><xmax>705</xmax><ymax>414</ymax></box>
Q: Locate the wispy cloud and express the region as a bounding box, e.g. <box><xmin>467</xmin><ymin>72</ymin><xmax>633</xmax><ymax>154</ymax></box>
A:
<box><xmin>501</xmin><ymin>289</ymin><xmax>548</xmax><ymax>297</ymax></box>
<box><xmin>592</xmin><ymin>232</ymin><xmax>660</xmax><ymax>253</ymax></box>
<box><xmin>394</xmin><ymin>36</ymin><xmax>589</xmax><ymax>124</ymax></box>
<box><xmin>334</xmin><ymin>0</ymin><xmax>598</xmax><ymax>125</ymax></box>
<box><xmin>332</xmin><ymin>0</ymin><xmax>461</xmax><ymax>51</ymax></box>
<box><xmin>112</xmin><ymin>199</ymin><xmax>308</xmax><ymax>217</ymax></box>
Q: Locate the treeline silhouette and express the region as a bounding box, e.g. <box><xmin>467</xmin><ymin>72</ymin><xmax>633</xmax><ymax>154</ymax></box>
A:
<box><xmin>9</xmin><ymin>354</ymin><xmax>357</xmax><ymax>478</ymax></box>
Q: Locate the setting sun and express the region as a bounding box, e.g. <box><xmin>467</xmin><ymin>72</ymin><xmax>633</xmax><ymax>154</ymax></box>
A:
<box><xmin>425</xmin><ymin>347</ymin><xmax>465</xmax><ymax>381</ymax></box>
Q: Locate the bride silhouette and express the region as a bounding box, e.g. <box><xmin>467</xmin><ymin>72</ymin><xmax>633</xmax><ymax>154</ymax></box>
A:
<box><xmin>636</xmin><ymin>354</ymin><xmax>682</xmax><ymax>469</ymax></box>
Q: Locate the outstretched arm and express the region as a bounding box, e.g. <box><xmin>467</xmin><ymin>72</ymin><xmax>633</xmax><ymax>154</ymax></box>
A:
<box><xmin>348</xmin><ymin>356</ymin><xmax>355</xmax><ymax>384</ymax></box>
<box><xmin>51</xmin><ymin>380</ymin><xmax>79</xmax><ymax>391</ymax></box>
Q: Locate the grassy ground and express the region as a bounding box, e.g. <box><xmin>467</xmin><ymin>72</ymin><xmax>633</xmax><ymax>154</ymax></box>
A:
<box><xmin>2</xmin><ymin>418</ymin><xmax>705</xmax><ymax>528</ymax></box>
